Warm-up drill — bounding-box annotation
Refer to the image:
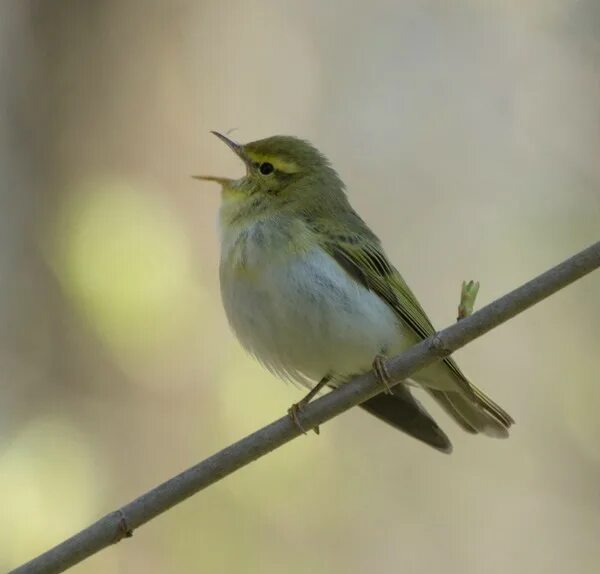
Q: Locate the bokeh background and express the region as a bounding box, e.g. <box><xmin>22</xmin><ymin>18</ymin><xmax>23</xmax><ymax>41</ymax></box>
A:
<box><xmin>1</xmin><ymin>1</ymin><xmax>599</xmax><ymax>572</ymax></box>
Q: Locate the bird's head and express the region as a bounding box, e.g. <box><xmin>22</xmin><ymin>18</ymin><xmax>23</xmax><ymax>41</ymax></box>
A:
<box><xmin>194</xmin><ymin>132</ymin><xmax>346</xmax><ymax>216</ymax></box>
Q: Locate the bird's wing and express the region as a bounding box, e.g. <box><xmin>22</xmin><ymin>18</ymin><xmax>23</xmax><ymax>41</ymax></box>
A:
<box><xmin>314</xmin><ymin>219</ymin><xmax>474</xmax><ymax>395</ymax></box>
<box><xmin>310</xmin><ymin>215</ymin><xmax>513</xmax><ymax>431</ymax></box>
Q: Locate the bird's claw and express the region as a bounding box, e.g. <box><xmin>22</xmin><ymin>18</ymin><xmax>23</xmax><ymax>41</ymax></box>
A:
<box><xmin>288</xmin><ymin>402</ymin><xmax>320</xmax><ymax>435</ymax></box>
<box><xmin>372</xmin><ymin>354</ymin><xmax>393</xmax><ymax>394</ymax></box>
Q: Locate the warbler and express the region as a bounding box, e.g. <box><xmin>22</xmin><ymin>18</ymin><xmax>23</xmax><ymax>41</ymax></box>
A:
<box><xmin>195</xmin><ymin>132</ymin><xmax>513</xmax><ymax>453</ymax></box>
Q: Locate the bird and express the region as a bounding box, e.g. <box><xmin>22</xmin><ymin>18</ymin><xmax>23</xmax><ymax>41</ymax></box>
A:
<box><xmin>194</xmin><ymin>132</ymin><xmax>514</xmax><ymax>453</ymax></box>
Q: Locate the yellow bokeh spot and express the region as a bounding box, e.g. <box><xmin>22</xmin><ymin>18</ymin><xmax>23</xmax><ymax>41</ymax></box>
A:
<box><xmin>47</xmin><ymin>179</ymin><xmax>201</xmax><ymax>362</ymax></box>
<box><xmin>0</xmin><ymin>416</ymin><xmax>104</xmax><ymax>570</ymax></box>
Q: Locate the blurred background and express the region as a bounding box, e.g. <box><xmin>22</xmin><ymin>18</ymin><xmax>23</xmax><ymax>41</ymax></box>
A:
<box><xmin>1</xmin><ymin>1</ymin><xmax>599</xmax><ymax>572</ymax></box>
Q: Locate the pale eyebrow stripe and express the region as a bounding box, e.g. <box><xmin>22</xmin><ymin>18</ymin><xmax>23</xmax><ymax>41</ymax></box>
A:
<box><xmin>247</xmin><ymin>153</ymin><xmax>300</xmax><ymax>174</ymax></box>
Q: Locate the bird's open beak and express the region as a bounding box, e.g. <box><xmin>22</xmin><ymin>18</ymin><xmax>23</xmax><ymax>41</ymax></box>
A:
<box><xmin>191</xmin><ymin>131</ymin><xmax>249</xmax><ymax>185</ymax></box>
<box><xmin>209</xmin><ymin>131</ymin><xmax>246</xmax><ymax>160</ymax></box>
<box><xmin>191</xmin><ymin>174</ymin><xmax>235</xmax><ymax>185</ymax></box>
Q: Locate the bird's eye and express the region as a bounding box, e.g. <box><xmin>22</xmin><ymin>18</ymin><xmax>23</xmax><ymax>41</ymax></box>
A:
<box><xmin>259</xmin><ymin>162</ymin><xmax>274</xmax><ymax>175</ymax></box>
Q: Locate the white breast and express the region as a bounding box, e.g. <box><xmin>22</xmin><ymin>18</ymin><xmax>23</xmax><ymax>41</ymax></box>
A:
<box><xmin>219</xmin><ymin>219</ymin><xmax>413</xmax><ymax>387</ymax></box>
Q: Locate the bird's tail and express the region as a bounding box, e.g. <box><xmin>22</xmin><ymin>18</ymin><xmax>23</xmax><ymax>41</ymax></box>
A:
<box><xmin>360</xmin><ymin>384</ymin><xmax>453</xmax><ymax>453</ymax></box>
<box><xmin>428</xmin><ymin>386</ymin><xmax>514</xmax><ymax>438</ymax></box>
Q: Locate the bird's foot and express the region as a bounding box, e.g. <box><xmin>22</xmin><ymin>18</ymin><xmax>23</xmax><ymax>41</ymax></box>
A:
<box><xmin>288</xmin><ymin>400</ymin><xmax>320</xmax><ymax>435</ymax></box>
<box><xmin>372</xmin><ymin>354</ymin><xmax>393</xmax><ymax>394</ymax></box>
<box><xmin>287</xmin><ymin>376</ymin><xmax>331</xmax><ymax>435</ymax></box>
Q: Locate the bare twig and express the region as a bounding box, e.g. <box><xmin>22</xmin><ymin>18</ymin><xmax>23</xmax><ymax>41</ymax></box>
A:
<box><xmin>10</xmin><ymin>240</ymin><xmax>600</xmax><ymax>574</ymax></box>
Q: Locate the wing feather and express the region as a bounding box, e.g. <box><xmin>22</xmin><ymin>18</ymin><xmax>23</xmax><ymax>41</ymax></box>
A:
<box><xmin>308</xmin><ymin>214</ymin><xmax>513</xmax><ymax>430</ymax></box>
<box><xmin>321</xmin><ymin>224</ymin><xmax>473</xmax><ymax>396</ymax></box>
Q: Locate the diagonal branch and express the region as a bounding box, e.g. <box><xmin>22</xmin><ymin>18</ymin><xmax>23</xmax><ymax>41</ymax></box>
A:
<box><xmin>10</xmin><ymin>240</ymin><xmax>600</xmax><ymax>574</ymax></box>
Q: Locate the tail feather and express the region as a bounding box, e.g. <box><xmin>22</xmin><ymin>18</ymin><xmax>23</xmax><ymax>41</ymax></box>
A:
<box><xmin>428</xmin><ymin>390</ymin><xmax>478</xmax><ymax>434</ymax></box>
<box><xmin>428</xmin><ymin>386</ymin><xmax>513</xmax><ymax>439</ymax></box>
<box><xmin>472</xmin><ymin>385</ymin><xmax>514</xmax><ymax>427</ymax></box>
<box><xmin>360</xmin><ymin>384</ymin><xmax>452</xmax><ymax>453</ymax></box>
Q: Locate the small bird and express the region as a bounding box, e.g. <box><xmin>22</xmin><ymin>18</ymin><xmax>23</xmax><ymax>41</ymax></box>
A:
<box><xmin>195</xmin><ymin>132</ymin><xmax>513</xmax><ymax>453</ymax></box>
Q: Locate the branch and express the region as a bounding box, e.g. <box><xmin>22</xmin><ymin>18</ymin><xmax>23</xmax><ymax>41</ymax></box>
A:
<box><xmin>11</xmin><ymin>241</ymin><xmax>600</xmax><ymax>574</ymax></box>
